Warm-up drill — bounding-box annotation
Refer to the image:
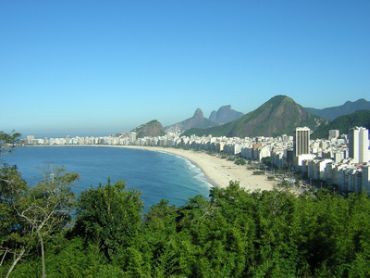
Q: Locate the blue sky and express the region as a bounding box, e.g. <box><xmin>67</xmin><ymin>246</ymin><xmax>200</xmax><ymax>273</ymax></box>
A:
<box><xmin>1</xmin><ymin>0</ymin><xmax>369</xmax><ymax>136</ymax></box>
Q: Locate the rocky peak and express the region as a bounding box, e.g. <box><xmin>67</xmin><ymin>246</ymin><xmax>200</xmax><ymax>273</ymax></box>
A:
<box><xmin>193</xmin><ymin>108</ymin><xmax>204</xmax><ymax>119</ymax></box>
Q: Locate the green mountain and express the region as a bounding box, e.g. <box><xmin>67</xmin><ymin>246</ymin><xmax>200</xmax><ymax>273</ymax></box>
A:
<box><xmin>133</xmin><ymin>120</ymin><xmax>165</xmax><ymax>138</ymax></box>
<box><xmin>305</xmin><ymin>98</ymin><xmax>370</xmax><ymax>121</ymax></box>
<box><xmin>166</xmin><ymin>108</ymin><xmax>217</xmax><ymax>133</ymax></box>
<box><xmin>312</xmin><ymin>110</ymin><xmax>370</xmax><ymax>139</ymax></box>
<box><xmin>183</xmin><ymin>95</ymin><xmax>326</xmax><ymax>137</ymax></box>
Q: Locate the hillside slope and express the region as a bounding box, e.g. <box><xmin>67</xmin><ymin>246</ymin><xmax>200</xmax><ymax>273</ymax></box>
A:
<box><xmin>305</xmin><ymin>98</ymin><xmax>370</xmax><ymax>120</ymax></box>
<box><xmin>312</xmin><ymin>110</ymin><xmax>370</xmax><ymax>139</ymax></box>
<box><xmin>133</xmin><ymin>120</ymin><xmax>165</xmax><ymax>138</ymax></box>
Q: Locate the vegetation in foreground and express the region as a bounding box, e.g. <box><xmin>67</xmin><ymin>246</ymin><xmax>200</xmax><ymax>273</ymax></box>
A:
<box><xmin>1</xmin><ymin>166</ymin><xmax>369</xmax><ymax>278</ymax></box>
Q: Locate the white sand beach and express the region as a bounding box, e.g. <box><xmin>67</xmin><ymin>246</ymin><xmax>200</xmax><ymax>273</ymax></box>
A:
<box><xmin>121</xmin><ymin>146</ymin><xmax>277</xmax><ymax>191</ymax></box>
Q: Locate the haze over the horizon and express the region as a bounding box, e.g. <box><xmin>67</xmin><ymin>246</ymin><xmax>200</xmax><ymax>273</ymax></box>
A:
<box><xmin>1</xmin><ymin>1</ymin><xmax>369</xmax><ymax>137</ymax></box>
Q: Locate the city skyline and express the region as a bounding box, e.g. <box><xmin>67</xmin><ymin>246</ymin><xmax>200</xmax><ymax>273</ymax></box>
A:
<box><xmin>1</xmin><ymin>1</ymin><xmax>370</xmax><ymax>136</ymax></box>
<box><xmin>23</xmin><ymin>125</ymin><xmax>370</xmax><ymax>195</ymax></box>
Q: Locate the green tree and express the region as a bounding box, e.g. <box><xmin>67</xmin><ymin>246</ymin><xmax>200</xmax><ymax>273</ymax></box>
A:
<box><xmin>2</xmin><ymin>176</ymin><xmax>370</xmax><ymax>277</ymax></box>
<box><xmin>142</xmin><ymin>199</ymin><xmax>178</xmax><ymax>272</ymax></box>
<box><xmin>0</xmin><ymin>167</ymin><xmax>77</xmax><ymax>278</ymax></box>
<box><xmin>74</xmin><ymin>180</ymin><xmax>143</xmax><ymax>263</ymax></box>
<box><xmin>0</xmin><ymin>166</ymin><xmax>28</xmax><ymax>277</ymax></box>
<box><xmin>234</xmin><ymin>157</ymin><xmax>246</xmax><ymax>166</ymax></box>
<box><xmin>0</xmin><ymin>131</ymin><xmax>21</xmax><ymax>156</ymax></box>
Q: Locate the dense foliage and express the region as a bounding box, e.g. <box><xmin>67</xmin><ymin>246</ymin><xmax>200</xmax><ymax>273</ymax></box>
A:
<box><xmin>0</xmin><ymin>166</ymin><xmax>78</xmax><ymax>278</ymax></box>
<box><xmin>1</xmin><ymin>166</ymin><xmax>369</xmax><ymax>277</ymax></box>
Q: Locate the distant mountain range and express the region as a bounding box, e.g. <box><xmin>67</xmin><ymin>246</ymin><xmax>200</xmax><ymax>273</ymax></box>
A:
<box><xmin>312</xmin><ymin>110</ymin><xmax>370</xmax><ymax>139</ymax></box>
<box><xmin>184</xmin><ymin>95</ymin><xmax>326</xmax><ymax>137</ymax></box>
<box><xmin>165</xmin><ymin>105</ymin><xmax>243</xmax><ymax>133</ymax></box>
<box><xmin>305</xmin><ymin>99</ymin><xmax>370</xmax><ymax>120</ymax></box>
<box><xmin>133</xmin><ymin>96</ymin><xmax>370</xmax><ymax>139</ymax></box>
<box><xmin>165</xmin><ymin>108</ymin><xmax>216</xmax><ymax>133</ymax></box>
<box><xmin>132</xmin><ymin>120</ymin><xmax>165</xmax><ymax>138</ymax></box>
<box><xmin>209</xmin><ymin>105</ymin><xmax>244</xmax><ymax>125</ymax></box>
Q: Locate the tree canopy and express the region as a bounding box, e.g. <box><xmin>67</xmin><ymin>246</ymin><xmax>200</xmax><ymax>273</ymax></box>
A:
<box><xmin>1</xmin><ymin>175</ymin><xmax>369</xmax><ymax>277</ymax></box>
<box><xmin>0</xmin><ymin>133</ymin><xmax>369</xmax><ymax>277</ymax></box>
<box><xmin>0</xmin><ymin>131</ymin><xmax>21</xmax><ymax>156</ymax></box>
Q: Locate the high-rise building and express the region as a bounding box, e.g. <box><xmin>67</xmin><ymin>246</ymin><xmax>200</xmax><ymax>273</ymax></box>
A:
<box><xmin>26</xmin><ymin>135</ymin><xmax>35</xmax><ymax>145</ymax></box>
<box><xmin>349</xmin><ymin>127</ymin><xmax>369</xmax><ymax>163</ymax></box>
<box><xmin>361</xmin><ymin>165</ymin><xmax>370</xmax><ymax>195</ymax></box>
<box><xmin>129</xmin><ymin>132</ymin><xmax>137</xmax><ymax>144</ymax></box>
<box><xmin>294</xmin><ymin>127</ymin><xmax>311</xmax><ymax>157</ymax></box>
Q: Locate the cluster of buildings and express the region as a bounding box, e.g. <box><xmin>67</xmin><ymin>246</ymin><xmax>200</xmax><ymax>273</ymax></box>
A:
<box><xmin>292</xmin><ymin>127</ymin><xmax>369</xmax><ymax>195</ymax></box>
<box><xmin>25</xmin><ymin>126</ymin><xmax>370</xmax><ymax>195</ymax></box>
<box><xmin>25</xmin><ymin>132</ymin><xmax>138</xmax><ymax>146</ymax></box>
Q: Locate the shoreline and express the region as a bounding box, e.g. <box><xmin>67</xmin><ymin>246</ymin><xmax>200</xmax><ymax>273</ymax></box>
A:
<box><xmin>23</xmin><ymin>145</ymin><xmax>277</xmax><ymax>191</ymax></box>
<box><xmin>122</xmin><ymin>146</ymin><xmax>277</xmax><ymax>191</ymax></box>
<box><xmin>121</xmin><ymin>146</ymin><xmax>221</xmax><ymax>188</ymax></box>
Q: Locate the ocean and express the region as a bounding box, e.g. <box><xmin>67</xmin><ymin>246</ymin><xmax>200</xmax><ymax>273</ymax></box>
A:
<box><xmin>1</xmin><ymin>146</ymin><xmax>211</xmax><ymax>210</ymax></box>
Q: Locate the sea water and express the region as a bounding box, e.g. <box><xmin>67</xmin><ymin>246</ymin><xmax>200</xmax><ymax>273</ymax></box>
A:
<box><xmin>1</xmin><ymin>146</ymin><xmax>211</xmax><ymax>210</ymax></box>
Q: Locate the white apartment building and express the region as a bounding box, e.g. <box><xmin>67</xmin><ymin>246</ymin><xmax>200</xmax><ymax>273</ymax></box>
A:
<box><xmin>349</xmin><ymin>127</ymin><xmax>369</xmax><ymax>163</ymax></box>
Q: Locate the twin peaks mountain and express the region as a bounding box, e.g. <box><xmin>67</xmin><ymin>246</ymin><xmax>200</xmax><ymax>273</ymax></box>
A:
<box><xmin>209</xmin><ymin>105</ymin><xmax>244</xmax><ymax>125</ymax></box>
<box><xmin>166</xmin><ymin>109</ymin><xmax>216</xmax><ymax>133</ymax></box>
<box><xmin>165</xmin><ymin>105</ymin><xmax>243</xmax><ymax>133</ymax></box>
<box><xmin>184</xmin><ymin>95</ymin><xmax>326</xmax><ymax>137</ymax></box>
<box><xmin>133</xmin><ymin>105</ymin><xmax>244</xmax><ymax>137</ymax></box>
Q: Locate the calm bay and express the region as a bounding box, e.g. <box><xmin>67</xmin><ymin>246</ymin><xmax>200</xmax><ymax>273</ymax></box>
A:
<box><xmin>2</xmin><ymin>146</ymin><xmax>211</xmax><ymax>210</ymax></box>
